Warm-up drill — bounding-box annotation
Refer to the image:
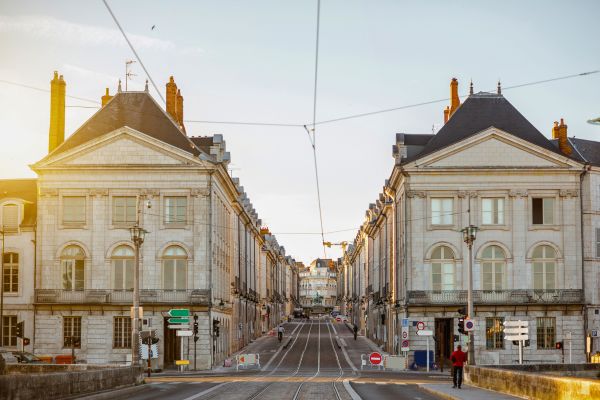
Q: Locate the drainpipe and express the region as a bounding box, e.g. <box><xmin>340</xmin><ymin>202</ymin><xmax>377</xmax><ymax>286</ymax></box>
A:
<box><xmin>208</xmin><ymin>172</ymin><xmax>214</xmax><ymax>368</ymax></box>
<box><xmin>580</xmin><ymin>164</ymin><xmax>589</xmax><ymax>361</ymax></box>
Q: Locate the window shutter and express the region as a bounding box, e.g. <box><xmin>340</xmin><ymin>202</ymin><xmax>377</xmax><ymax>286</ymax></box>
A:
<box><xmin>2</xmin><ymin>204</ymin><xmax>19</xmax><ymax>232</ymax></box>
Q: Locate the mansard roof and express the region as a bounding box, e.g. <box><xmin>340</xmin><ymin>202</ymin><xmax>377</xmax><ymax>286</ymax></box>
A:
<box><xmin>0</xmin><ymin>178</ymin><xmax>38</xmax><ymax>226</ymax></box>
<box><xmin>404</xmin><ymin>92</ymin><xmax>564</xmax><ymax>163</ymax></box>
<box><xmin>568</xmin><ymin>137</ymin><xmax>600</xmax><ymax>166</ymax></box>
<box><xmin>51</xmin><ymin>91</ymin><xmax>200</xmax><ymax>157</ymax></box>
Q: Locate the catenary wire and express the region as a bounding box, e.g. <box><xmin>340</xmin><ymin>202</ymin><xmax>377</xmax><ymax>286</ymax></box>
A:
<box><xmin>101</xmin><ymin>0</ymin><xmax>166</xmax><ymax>104</ymax></box>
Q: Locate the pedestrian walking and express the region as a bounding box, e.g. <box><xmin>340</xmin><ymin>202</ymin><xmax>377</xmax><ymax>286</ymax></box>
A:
<box><xmin>353</xmin><ymin>324</ymin><xmax>358</xmax><ymax>340</ymax></box>
<box><xmin>451</xmin><ymin>345</ymin><xmax>467</xmax><ymax>389</ymax></box>
<box><xmin>277</xmin><ymin>324</ymin><xmax>285</xmax><ymax>342</ymax></box>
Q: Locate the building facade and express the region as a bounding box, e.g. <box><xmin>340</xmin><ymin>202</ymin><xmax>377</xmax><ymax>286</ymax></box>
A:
<box><xmin>299</xmin><ymin>259</ymin><xmax>337</xmax><ymax>313</ymax></box>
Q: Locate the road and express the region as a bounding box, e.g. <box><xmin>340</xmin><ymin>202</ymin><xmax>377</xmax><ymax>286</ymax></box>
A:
<box><xmin>107</xmin><ymin>319</ymin><xmax>451</xmax><ymax>400</ymax></box>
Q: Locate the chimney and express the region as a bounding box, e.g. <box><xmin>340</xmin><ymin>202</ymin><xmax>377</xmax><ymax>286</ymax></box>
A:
<box><xmin>166</xmin><ymin>76</ymin><xmax>178</xmax><ymax>122</ymax></box>
<box><xmin>443</xmin><ymin>78</ymin><xmax>461</xmax><ymax>123</ymax></box>
<box><xmin>48</xmin><ymin>71</ymin><xmax>66</xmax><ymax>153</ymax></box>
<box><xmin>553</xmin><ymin>118</ymin><xmax>571</xmax><ymax>155</ymax></box>
<box><xmin>101</xmin><ymin>88</ymin><xmax>113</xmax><ymax>106</ymax></box>
<box><xmin>176</xmin><ymin>89</ymin><xmax>186</xmax><ymax>133</ymax></box>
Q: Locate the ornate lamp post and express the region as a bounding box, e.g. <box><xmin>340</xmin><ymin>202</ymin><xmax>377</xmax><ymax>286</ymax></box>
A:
<box><xmin>129</xmin><ymin>224</ymin><xmax>147</xmax><ymax>366</ymax></box>
<box><xmin>461</xmin><ymin>224</ymin><xmax>478</xmax><ymax>365</ymax></box>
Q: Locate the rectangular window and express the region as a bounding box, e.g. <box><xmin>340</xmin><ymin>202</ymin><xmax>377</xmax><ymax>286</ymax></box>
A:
<box><xmin>536</xmin><ymin>317</ymin><xmax>555</xmax><ymax>349</ymax></box>
<box><xmin>596</xmin><ymin>228</ymin><xmax>600</xmax><ymax>258</ymax></box>
<box><xmin>431</xmin><ymin>198</ymin><xmax>453</xmax><ymax>225</ymax></box>
<box><xmin>164</xmin><ymin>196</ymin><xmax>187</xmax><ymax>225</ymax></box>
<box><xmin>3</xmin><ymin>253</ymin><xmax>19</xmax><ymax>293</ymax></box>
<box><xmin>113</xmin><ymin>317</ymin><xmax>131</xmax><ymax>349</ymax></box>
<box><xmin>63</xmin><ymin>196</ymin><xmax>86</xmax><ymax>224</ymax></box>
<box><xmin>2</xmin><ymin>204</ymin><xmax>19</xmax><ymax>232</ymax></box>
<box><xmin>482</xmin><ymin>198</ymin><xmax>504</xmax><ymax>225</ymax></box>
<box><xmin>113</xmin><ymin>197</ymin><xmax>137</xmax><ymax>225</ymax></box>
<box><xmin>63</xmin><ymin>316</ymin><xmax>82</xmax><ymax>348</ymax></box>
<box><xmin>2</xmin><ymin>316</ymin><xmax>17</xmax><ymax>347</ymax></box>
<box><xmin>486</xmin><ymin>317</ymin><xmax>504</xmax><ymax>350</ymax></box>
<box><xmin>532</xmin><ymin>197</ymin><xmax>554</xmax><ymax>225</ymax></box>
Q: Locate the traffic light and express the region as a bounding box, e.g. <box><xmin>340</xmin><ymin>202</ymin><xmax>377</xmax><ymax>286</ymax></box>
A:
<box><xmin>457</xmin><ymin>307</ymin><xmax>467</xmax><ymax>316</ymax></box>
<box><xmin>458</xmin><ymin>318</ymin><xmax>466</xmax><ymax>335</ymax></box>
<box><xmin>15</xmin><ymin>321</ymin><xmax>24</xmax><ymax>338</ymax></box>
<box><xmin>556</xmin><ymin>341</ymin><xmax>563</xmax><ymax>350</ymax></box>
<box><xmin>194</xmin><ymin>314</ymin><xmax>199</xmax><ymax>336</ymax></box>
<box><xmin>213</xmin><ymin>319</ymin><xmax>220</xmax><ymax>337</ymax></box>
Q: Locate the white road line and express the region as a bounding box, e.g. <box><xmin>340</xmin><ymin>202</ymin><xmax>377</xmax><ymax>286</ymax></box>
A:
<box><xmin>180</xmin><ymin>382</ymin><xmax>228</xmax><ymax>400</ymax></box>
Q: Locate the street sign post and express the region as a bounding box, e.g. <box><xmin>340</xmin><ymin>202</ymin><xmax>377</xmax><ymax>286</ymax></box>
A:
<box><xmin>168</xmin><ymin>309</ymin><xmax>191</xmax><ymax>317</ymax></box>
<box><xmin>168</xmin><ymin>324</ymin><xmax>190</xmax><ymax>329</ymax></box>
<box><xmin>177</xmin><ymin>330</ymin><xmax>193</xmax><ymax>337</ymax></box>
<box><xmin>167</xmin><ymin>309</ymin><xmax>190</xmax><ymax>373</ymax></box>
<box><xmin>168</xmin><ymin>317</ymin><xmax>190</xmax><ymax>324</ymax></box>
<box><xmin>416</xmin><ymin>330</ymin><xmax>433</xmax><ymax>336</ymax></box>
<box><xmin>465</xmin><ymin>318</ymin><xmax>475</xmax><ymax>332</ymax></box>
<box><xmin>504</xmin><ymin>320</ymin><xmax>529</xmax><ymax>365</ymax></box>
<box><xmin>369</xmin><ymin>352</ymin><xmax>382</xmax><ymax>365</ymax></box>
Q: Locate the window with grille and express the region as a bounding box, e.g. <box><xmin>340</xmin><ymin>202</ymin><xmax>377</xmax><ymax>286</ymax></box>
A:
<box><xmin>2</xmin><ymin>204</ymin><xmax>19</xmax><ymax>232</ymax></box>
<box><xmin>532</xmin><ymin>198</ymin><xmax>555</xmax><ymax>225</ymax></box>
<box><xmin>536</xmin><ymin>317</ymin><xmax>555</xmax><ymax>349</ymax></box>
<box><xmin>164</xmin><ymin>196</ymin><xmax>187</xmax><ymax>225</ymax></box>
<box><xmin>63</xmin><ymin>196</ymin><xmax>86</xmax><ymax>224</ymax></box>
<box><xmin>3</xmin><ymin>252</ymin><xmax>19</xmax><ymax>293</ymax></box>
<box><xmin>63</xmin><ymin>316</ymin><xmax>81</xmax><ymax>348</ymax></box>
<box><xmin>2</xmin><ymin>316</ymin><xmax>17</xmax><ymax>347</ymax></box>
<box><xmin>113</xmin><ymin>197</ymin><xmax>137</xmax><ymax>225</ymax></box>
<box><xmin>486</xmin><ymin>318</ymin><xmax>504</xmax><ymax>349</ymax></box>
<box><xmin>482</xmin><ymin>198</ymin><xmax>504</xmax><ymax>225</ymax></box>
<box><xmin>113</xmin><ymin>317</ymin><xmax>131</xmax><ymax>348</ymax></box>
<box><xmin>431</xmin><ymin>198</ymin><xmax>453</xmax><ymax>225</ymax></box>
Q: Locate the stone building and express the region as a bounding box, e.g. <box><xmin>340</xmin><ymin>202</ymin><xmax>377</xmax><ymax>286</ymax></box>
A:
<box><xmin>29</xmin><ymin>72</ymin><xmax>295</xmax><ymax>369</ymax></box>
<box><xmin>1</xmin><ymin>179</ymin><xmax>37</xmax><ymax>353</ymax></box>
<box><xmin>343</xmin><ymin>79</ymin><xmax>591</xmax><ymax>365</ymax></box>
<box><xmin>299</xmin><ymin>259</ymin><xmax>337</xmax><ymax>313</ymax></box>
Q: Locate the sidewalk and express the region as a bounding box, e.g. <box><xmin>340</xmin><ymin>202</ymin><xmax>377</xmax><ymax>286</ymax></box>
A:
<box><xmin>419</xmin><ymin>383</ymin><xmax>523</xmax><ymax>400</ymax></box>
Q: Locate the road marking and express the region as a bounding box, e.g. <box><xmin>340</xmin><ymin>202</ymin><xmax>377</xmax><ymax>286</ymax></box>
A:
<box><xmin>343</xmin><ymin>379</ymin><xmax>363</xmax><ymax>400</ymax></box>
<box><xmin>180</xmin><ymin>382</ymin><xmax>228</xmax><ymax>400</ymax></box>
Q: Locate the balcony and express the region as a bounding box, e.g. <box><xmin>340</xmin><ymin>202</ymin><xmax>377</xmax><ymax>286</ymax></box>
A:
<box><xmin>407</xmin><ymin>289</ymin><xmax>584</xmax><ymax>306</ymax></box>
<box><xmin>35</xmin><ymin>289</ymin><xmax>211</xmax><ymax>305</ymax></box>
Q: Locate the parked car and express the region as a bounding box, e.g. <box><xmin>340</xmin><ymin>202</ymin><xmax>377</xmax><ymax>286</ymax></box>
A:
<box><xmin>12</xmin><ymin>351</ymin><xmax>46</xmax><ymax>364</ymax></box>
<box><xmin>0</xmin><ymin>349</ymin><xmax>19</xmax><ymax>364</ymax></box>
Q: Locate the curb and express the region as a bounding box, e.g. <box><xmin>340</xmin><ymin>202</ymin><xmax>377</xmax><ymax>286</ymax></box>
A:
<box><xmin>418</xmin><ymin>384</ymin><xmax>460</xmax><ymax>400</ymax></box>
<box><xmin>70</xmin><ymin>383</ymin><xmax>147</xmax><ymax>400</ymax></box>
<box><xmin>343</xmin><ymin>379</ymin><xmax>363</xmax><ymax>400</ymax></box>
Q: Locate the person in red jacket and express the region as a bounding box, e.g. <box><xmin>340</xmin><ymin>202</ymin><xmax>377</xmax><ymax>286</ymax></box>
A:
<box><xmin>451</xmin><ymin>345</ymin><xmax>467</xmax><ymax>388</ymax></box>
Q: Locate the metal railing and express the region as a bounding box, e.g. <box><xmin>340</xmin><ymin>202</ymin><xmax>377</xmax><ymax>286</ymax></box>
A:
<box><xmin>407</xmin><ymin>289</ymin><xmax>584</xmax><ymax>305</ymax></box>
<box><xmin>35</xmin><ymin>289</ymin><xmax>211</xmax><ymax>305</ymax></box>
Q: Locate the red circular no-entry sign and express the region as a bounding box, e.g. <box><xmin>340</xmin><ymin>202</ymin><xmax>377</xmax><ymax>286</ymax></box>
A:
<box><xmin>369</xmin><ymin>352</ymin><xmax>382</xmax><ymax>365</ymax></box>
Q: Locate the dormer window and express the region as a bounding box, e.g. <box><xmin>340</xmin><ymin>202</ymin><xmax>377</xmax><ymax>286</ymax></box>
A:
<box><xmin>2</xmin><ymin>204</ymin><xmax>19</xmax><ymax>233</ymax></box>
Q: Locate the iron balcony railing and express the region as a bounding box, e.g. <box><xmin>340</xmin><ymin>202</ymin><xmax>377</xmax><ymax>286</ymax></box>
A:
<box><xmin>35</xmin><ymin>289</ymin><xmax>211</xmax><ymax>305</ymax></box>
<box><xmin>407</xmin><ymin>289</ymin><xmax>584</xmax><ymax>305</ymax></box>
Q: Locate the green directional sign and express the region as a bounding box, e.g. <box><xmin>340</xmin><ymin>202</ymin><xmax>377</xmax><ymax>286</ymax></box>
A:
<box><xmin>168</xmin><ymin>317</ymin><xmax>190</xmax><ymax>324</ymax></box>
<box><xmin>168</xmin><ymin>309</ymin><xmax>190</xmax><ymax>317</ymax></box>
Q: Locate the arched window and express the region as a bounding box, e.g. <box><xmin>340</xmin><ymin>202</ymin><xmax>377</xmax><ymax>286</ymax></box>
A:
<box><xmin>61</xmin><ymin>245</ymin><xmax>85</xmax><ymax>290</ymax></box>
<box><xmin>163</xmin><ymin>246</ymin><xmax>187</xmax><ymax>290</ymax></box>
<box><xmin>3</xmin><ymin>252</ymin><xmax>19</xmax><ymax>293</ymax></box>
<box><xmin>431</xmin><ymin>246</ymin><xmax>455</xmax><ymax>291</ymax></box>
<box><xmin>481</xmin><ymin>246</ymin><xmax>505</xmax><ymax>291</ymax></box>
<box><xmin>112</xmin><ymin>245</ymin><xmax>134</xmax><ymax>290</ymax></box>
<box><xmin>532</xmin><ymin>245</ymin><xmax>556</xmax><ymax>290</ymax></box>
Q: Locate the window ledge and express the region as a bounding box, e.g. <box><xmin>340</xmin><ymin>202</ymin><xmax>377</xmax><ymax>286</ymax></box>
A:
<box><xmin>528</xmin><ymin>225</ymin><xmax>560</xmax><ymax>231</ymax></box>
<box><xmin>60</xmin><ymin>224</ymin><xmax>88</xmax><ymax>230</ymax></box>
<box><xmin>163</xmin><ymin>223</ymin><xmax>189</xmax><ymax>229</ymax></box>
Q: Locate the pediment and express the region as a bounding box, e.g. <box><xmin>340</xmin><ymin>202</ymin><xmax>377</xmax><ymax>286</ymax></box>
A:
<box><xmin>421</xmin><ymin>130</ymin><xmax>571</xmax><ymax>169</ymax></box>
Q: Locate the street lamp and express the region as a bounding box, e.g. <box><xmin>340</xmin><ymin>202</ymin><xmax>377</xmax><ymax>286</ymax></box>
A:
<box><xmin>461</xmin><ymin>224</ymin><xmax>478</xmax><ymax>365</ymax></box>
<box><xmin>129</xmin><ymin>224</ymin><xmax>147</xmax><ymax>366</ymax></box>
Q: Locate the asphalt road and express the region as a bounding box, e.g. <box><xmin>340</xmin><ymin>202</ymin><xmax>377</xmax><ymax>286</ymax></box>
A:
<box><xmin>97</xmin><ymin>319</ymin><xmax>449</xmax><ymax>400</ymax></box>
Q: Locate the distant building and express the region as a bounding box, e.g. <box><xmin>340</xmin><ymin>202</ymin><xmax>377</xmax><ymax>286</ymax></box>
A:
<box><xmin>299</xmin><ymin>259</ymin><xmax>337</xmax><ymax>313</ymax></box>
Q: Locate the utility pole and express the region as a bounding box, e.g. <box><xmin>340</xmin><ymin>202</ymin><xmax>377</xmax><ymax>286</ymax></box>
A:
<box><xmin>462</xmin><ymin>197</ymin><xmax>478</xmax><ymax>366</ymax></box>
<box><xmin>129</xmin><ymin>197</ymin><xmax>148</xmax><ymax>367</ymax></box>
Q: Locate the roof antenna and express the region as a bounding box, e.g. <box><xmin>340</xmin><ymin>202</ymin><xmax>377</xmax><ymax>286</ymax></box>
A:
<box><xmin>497</xmin><ymin>80</ymin><xmax>502</xmax><ymax>95</ymax></box>
<box><xmin>144</xmin><ymin>79</ymin><xmax>149</xmax><ymax>92</ymax></box>
<box><xmin>469</xmin><ymin>79</ymin><xmax>474</xmax><ymax>95</ymax></box>
<box><xmin>125</xmin><ymin>60</ymin><xmax>136</xmax><ymax>91</ymax></box>
<box><xmin>117</xmin><ymin>79</ymin><xmax>122</xmax><ymax>93</ymax></box>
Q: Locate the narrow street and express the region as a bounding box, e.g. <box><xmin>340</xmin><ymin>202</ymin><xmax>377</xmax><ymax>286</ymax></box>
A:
<box><xmin>121</xmin><ymin>319</ymin><xmax>451</xmax><ymax>400</ymax></box>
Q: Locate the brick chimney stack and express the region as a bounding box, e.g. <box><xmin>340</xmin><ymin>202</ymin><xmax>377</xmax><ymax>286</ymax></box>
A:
<box><xmin>444</xmin><ymin>78</ymin><xmax>461</xmax><ymax>124</ymax></box>
<box><xmin>552</xmin><ymin>118</ymin><xmax>571</xmax><ymax>155</ymax></box>
<box><xmin>165</xmin><ymin>76</ymin><xmax>186</xmax><ymax>134</ymax></box>
<box><xmin>101</xmin><ymin>88</ymin><xmax>113</xmax><ymax>106</ymax></box>
<box><xmin>48</xmin><ymin>71</ymin><xmax>66</xmax><ymax>153</ymax></box>
<box><xmin>177</xmin><ymin>89</ymin><xmax>185</xmax><ymax>133</ymax></box>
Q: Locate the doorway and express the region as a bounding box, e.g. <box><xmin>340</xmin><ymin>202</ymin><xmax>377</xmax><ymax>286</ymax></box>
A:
<box><xmin>164</xmin><ymin>317</ymin><xmax>181</xmax><ymax>368</ymax></box>
<box><xmin>435</xmin><ymin>318</ymin><xmax>453</xmax><ymax>372</ymax></box>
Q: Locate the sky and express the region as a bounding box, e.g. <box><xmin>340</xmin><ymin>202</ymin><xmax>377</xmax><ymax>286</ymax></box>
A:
<box><xmin>0</xmin><ymin>0</ymin><xmax>599</xmax><ymax>264</ymax></box>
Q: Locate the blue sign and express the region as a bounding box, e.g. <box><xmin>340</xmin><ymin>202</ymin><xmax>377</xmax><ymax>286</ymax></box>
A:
<box><xmin>402</xmin><ymin>318</ymin><xmax>409</xmax><ymax>327</ymax></box>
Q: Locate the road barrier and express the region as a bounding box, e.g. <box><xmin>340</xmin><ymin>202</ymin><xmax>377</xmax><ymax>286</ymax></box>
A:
<box><xmin>361</xmin><ymin>353</ymin><xmax>384</xmax><ymax>370</ymax></box>
<box><xmin>383</xmin><ymin>355</ymin><xmax>407</xmax><ymax>370</ymax></box>
<box><xmin>236</xmin><ymin>354</ymin><xmax>260</xmax><ymax>370</ymax></box>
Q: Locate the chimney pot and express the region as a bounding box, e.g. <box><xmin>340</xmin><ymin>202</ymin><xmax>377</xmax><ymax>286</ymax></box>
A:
<box><xmin>555</xmin><ymin>118</ymin><xmax>571</xmax><ymax>155</ymax></box>
<box><xmin>101</xmin><ymin>87</ymin><xmax>113</xmax><ymax>106</ymax></box>
<box><xmin>48</xmin><ymin>71</ymin><xmax>66</xmax><ymax>153</ymax></box>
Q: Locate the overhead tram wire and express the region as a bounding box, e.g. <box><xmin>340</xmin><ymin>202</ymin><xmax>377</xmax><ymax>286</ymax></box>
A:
<box><xmin>102</xmin><ymin>0</ymin><xmax>165</xmax><ymax>104</ymax></box>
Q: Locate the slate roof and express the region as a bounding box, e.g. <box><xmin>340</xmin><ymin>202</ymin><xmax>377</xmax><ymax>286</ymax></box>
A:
<box><xmin>51</xmin><ymin>91</ymin><xmax>200</xmax><ymax>157</ymax></box>
<box><xmin>190</xmin><ymin>136</ymin><xmax>214</xmax><ymax>155</ymax></box>
<box><xmin>568</xmin><ymin>137</ymin><xmax>600</xmax><ymax>166</ymax></box>
<box><xmin>0</xmin><ymin>179</ymin><xmax>37</xmax><ymax>226</ymax></box>
<box><xmin>403</xmin><ymin>92</ymin><xmax>565</xmax><ymax>163</ymax></box>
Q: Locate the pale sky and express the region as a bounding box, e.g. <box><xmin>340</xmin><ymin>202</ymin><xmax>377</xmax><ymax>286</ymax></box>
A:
<box><xmin>1</xmin><ymin>1</ymin><xmax>599</xmax><ymax>263</ymax></box>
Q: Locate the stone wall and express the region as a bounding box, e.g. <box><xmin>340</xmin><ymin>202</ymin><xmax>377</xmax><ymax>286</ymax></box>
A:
<box><xmin>465</xmin><ymin>365</ymin><xmax>600</xmax><ymax>400</ymax></box>
<box><xmin>0</xmin><ymin>366</ymin><xmax>143</xmax><ymax>400</ymax></box>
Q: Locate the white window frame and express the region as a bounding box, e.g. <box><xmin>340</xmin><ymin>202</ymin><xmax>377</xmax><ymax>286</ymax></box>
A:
<box><xmin>531</xmin><ymin>197</ymin><xmax>556</xmax><ymax>225</ymax></box>
<box><xmin>112</xmin><ymin>196</ymin><xmax>137</xmax><ymax>226</ymax></box>
<box><xmin>113</xmin><ymin>317</ymin><xmax>131</xmax><ymax>349</ymax></box>
<box><xmin>1</xmin><ymin>203</ymin><xmax>20</xmax><ymax>233</ymax></box>
<box><xmin>481</xmin><ymin>198</ymin><xmax>505</xmax><ymax>225</ymax></box>
<box><xmin>59</xmin><ymin>192</ymin><xmax>89</xmax><ymax>229</ymax></box>
<box><xmin>2</xmin><ymin>252</ymin><xmax>19</xmax><ymax>294</ymax></box>
<box><xmin>430</xmin><ymin>197</ymin><xmax>454</xmax><ymax>226</ymax></box>
<box><xmin>532</xmin><ymin>245</ymin><xmax>557</xmax><ymax>290</ymax></box>
<box><xmin>112</xmin><ymin>246</ymin><xmax>134</xmax><ymax>290</ymax></box>
<box><xmin>480</xmin><ymin>245</ymin><xmax>505</xmax><ymax>291</ymax></box>
<box><xmin>161</xmin><ymin>192</ymin><xmax>190</xmax><ymax>229</ymax></box>
<box><xmin>430</xmin><ymin>246</ymin><xmax>455</xmax><ymax>291</ymax></box>
<box><xmin>162</xmin><ymin>246</ymin><xmax>187</xmax><ymax>290</ymax></box>
<box><xmin>61</xmin><ymin>246</ymin><xmax>85</xmax><ymax>291</ymax></box>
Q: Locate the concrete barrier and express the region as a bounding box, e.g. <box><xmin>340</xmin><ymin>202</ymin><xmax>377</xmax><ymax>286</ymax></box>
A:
<box><xmin>465</xmin><ymin>365</ymin><xmax>600</xmax><ymax>400</ymax></box>
<box><xmin>0</xmin><ymin>366</ymin><xmax>144</xmax><ymax>400</ymax></box>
